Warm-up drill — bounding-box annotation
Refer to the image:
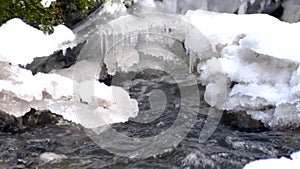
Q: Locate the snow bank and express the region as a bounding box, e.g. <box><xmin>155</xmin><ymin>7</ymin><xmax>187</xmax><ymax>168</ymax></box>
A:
<box><xmin>184</xmin><ymin>10</ymin><xmax>300</xmax><ymax>128</ymax></box>
<box><xmin>243</xmin><ymin>151</ymin><xmax>300</xmax><ymax>169</ymax></box>
<box><xmin>0</xmin><ymin>18</ymin><xmax>75</xmax><ymax>65</ymax></box>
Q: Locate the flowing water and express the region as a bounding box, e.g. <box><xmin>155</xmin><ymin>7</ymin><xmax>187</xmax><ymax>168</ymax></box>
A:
<box><xmin>1</xmin><ymin>69</ymin><xmax>300</xmax><ymax>169</ymax></box>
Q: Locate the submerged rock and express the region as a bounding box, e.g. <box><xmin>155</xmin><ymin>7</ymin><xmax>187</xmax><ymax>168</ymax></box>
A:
<box><xmin>221</xmin><ymin>111</ymin><xmax>268</xmax><ymax>132</ymax></box>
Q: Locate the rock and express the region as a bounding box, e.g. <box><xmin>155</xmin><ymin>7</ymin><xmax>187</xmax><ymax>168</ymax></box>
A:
<box><xmin>221</xmin><ymin>111</ymin><xmax>269</xmax><ymax>132</ymax></box>
<box><xmin>26</xmin><ymin>42</ymin><xmax>85</xmax><ymax>75</ymax></box>
<box><xmin>0</xmin><ymin>108</ymin><xmax>66</xmax><ymax>133</ymax></box>
<box><xmin>0</xmin><ymin>110</ymin><xmax>23</xmax><ymax>133</ymax></box>
<box><xmin>22</xmin><ymin>109</ymin><xmax>64</xmax><ymax>128</ymax></box>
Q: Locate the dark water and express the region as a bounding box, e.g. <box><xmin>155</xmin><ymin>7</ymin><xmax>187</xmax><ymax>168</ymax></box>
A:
<box><xmin>1</xmin><ymin>70</ymin><xmax>300</xmax><ymax>169</ymax></box>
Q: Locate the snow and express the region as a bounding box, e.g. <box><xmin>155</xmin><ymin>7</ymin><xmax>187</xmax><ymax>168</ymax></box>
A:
<box><xmin>41</xmin><ymin>0</ymin><xmax>56</xmax><ymax>8</ymax></box>
<box><xmin>1</xmin><ymin>0</ymin><xmax>300</xmax><ymax>129</ymax></box>
<box><xmin>0</xmin><ymin>17</ymin><xmax>138</xmax><ymax>128</ymax></box>
<box><xmin>183</xmin><ymin>10</ymin><xmax>300</xmax><ymax>127</ymax></box>
<box><xmin>71</xmin><ymin>5</ymin><xmax>300</xmax><ymax>128</ymax></box>
<box><xmin>243</xmin><ymin>151</ymin><xmax>300</xmax><ymax>169</ymax></box>
<box><xmin>0</xmin><ymin>60</ymin><xmax>138</xmax><ymax>128</ymax></box>
<box><xmin>0</xmin><ymin>18</ymin><xmax>75</xmax><ymax>65</ymax></box>
<box><xmin>102</xmin><ymin>0</ymin><xmax>127</xmax><ymax>14</ymax></box>
<box><xmin>184</xmin><ymin>10</ymin><xmax>300</xmax><ymax>63</ymax></box>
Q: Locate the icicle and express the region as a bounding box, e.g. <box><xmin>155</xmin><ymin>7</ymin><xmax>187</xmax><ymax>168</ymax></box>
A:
<box><xmin>238</xmin><ymin>1</ymin><xmax>248</xmax><ymax>14</ymax></box>
<box><xmin>105</xmin><ymin>31</ymin><xmax>109</xmax><ymax>55</ymax></box>
<box><xmin>113</xmin><ymin>33</ymin><xmax>117</xmax><ymax>53</ymax></box>
<box><xmin>185</xmin><ymin>47</ymin><xmax>189</xmax><ymax>56</ymax></box>
<box><xmin>121</xmin><ymin>33</ymin><xmax>124</xmax><ymax>47</ymax></box>
<box><xmin>99</xmin><ymin>31</ymin><xmax>103</xmax><ymax>55</ymax></box>
<box><xmin>189</xmin><ymin>52</ymin><xmax>194</xmax><ymax>74</ymax></box>
<box><xmin>165</xmin><ymin>24</ymin><xmax>169</xmax><ymax>34</ymax></box>
<box><xmin>128</xmin><ymin>33</ymin><xmax>132</xmax><ymax>47</ymax></box>
<box><xmin>260</xmin><ymin>0</ymin><xmax>266</xmax><ymax>12</ymax></box>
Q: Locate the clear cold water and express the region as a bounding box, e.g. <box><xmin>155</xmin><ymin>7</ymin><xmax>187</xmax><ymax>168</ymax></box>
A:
<box><xmin>1</xmin><ymin>70</ymin><xmax>300</xmax><ymax>169</ymax></box>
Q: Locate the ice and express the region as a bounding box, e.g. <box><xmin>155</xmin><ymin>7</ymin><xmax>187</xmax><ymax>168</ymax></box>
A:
<box><xmin>103</xmin><ymin>0</ymin><xmax>127</xmax><ymax>15</ymax></box>
<box><xmin>2</xmin><ymin>0</ymin><xmax>300</xmax><ymax>129</ymax></box>
<box><xmin>243</xmin><ymin>151</ymin><xmax>300</xmax><ymax>169</ymax></box>
<box><xmin>184</xmin><ymin>10</ymin><xmax>300</xmax><ymax>127</ymax></box>
<box><xmin>184</xmin><ymin>9</ymin><xmax>300</xmax><ymax>63</ymax></box>
<box><xmin>0</xmin><ymin>59</ymin><xmax>138</xmax><ymax>128</ymax></box>
<box><xmin>77</xmin><ymin>12</ymin><xmax>214</xmax><ymax>75</ymax></box>
<box><xmin>0</xmin><ymin>18</ymin><xmax>75</xmax><ymax>65</ymax></box>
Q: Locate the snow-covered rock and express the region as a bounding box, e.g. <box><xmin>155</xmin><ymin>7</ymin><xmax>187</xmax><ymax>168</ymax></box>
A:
<box><xmin>0</xmin><ymin>18</ymin><xmax>75</xmax><ymax>65</ymax></box>
<box><xmin>0</xmin><ymin>60</ymin><xmax>138</xmax><ymax>128</ymax></box>
<box><xmin>0</xmin><ymin>17</ymin><xmax>138</xmax><ymax>128</ymax></box>
<box><xmin>184</xmin><ymin>10</ymin><xmax>300</xmax><ymax>128</ymax></box>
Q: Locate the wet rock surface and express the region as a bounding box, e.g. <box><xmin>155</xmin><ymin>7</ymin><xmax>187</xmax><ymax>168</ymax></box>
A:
<box><xmin>26</xmin><ymin>42</ymin><xmax>85</xmax><ymax>75</ymax></box>
<box><xmin>0</xmin><ymin>109</ymin><xmax>66</xmax><ymax>134</ymax></box>
<box><xmin>0</xmin><ymin>110</ymin><xmax>23</xmax><ymax>133</ymax></box>
<box><xmin>221</xmin><ymin>111</ymin><xmax>269</xmax><ymax>132</ymax></box>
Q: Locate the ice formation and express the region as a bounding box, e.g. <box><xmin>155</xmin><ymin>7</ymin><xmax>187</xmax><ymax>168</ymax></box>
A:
<box><xmin>184</xmin><ymin>10</ymin><xmax>300</xmax><ymax>128</ymax></box>
<box><xmin>243</xmin><ymin>151</ymin><xmax>300</xmax><ymax>169</ymax></box>
<box><xmin>0</xmin><ymin>16</ymin><xmax>138</xmax><ymax>128</ymax></box>
<box><xmin>2</xmin><ymin>0</ymin><xmax>300</xmax><ymax>129</ymax></box>
<box><xmin>0</xmin><ymin>60</ymin><xmax>138</xmax><ymax>128</ymax></box>
<box><xmin>76</xmin><ymin>11</ymin><xmax>216</xmax><ymax>76</ymax></box>
<box><xmin>63</xmin><ymin>2</ymin><xmax>300</xmax><ymax>128</ymax></box>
